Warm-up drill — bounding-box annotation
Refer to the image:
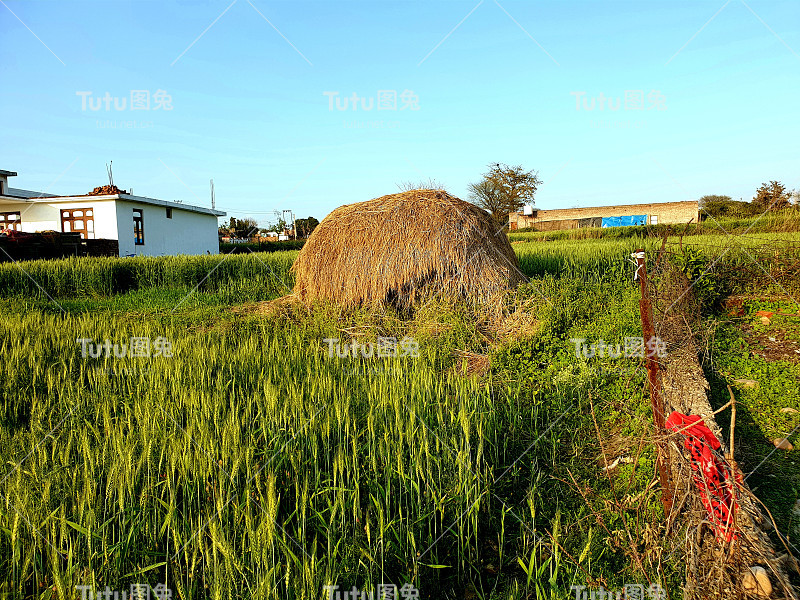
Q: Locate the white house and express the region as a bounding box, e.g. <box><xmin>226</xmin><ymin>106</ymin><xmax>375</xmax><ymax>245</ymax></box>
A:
<box><xmin>0</xmin><ymin>169</ymin><xmax>225</xmax><ymax>257</ymax></box>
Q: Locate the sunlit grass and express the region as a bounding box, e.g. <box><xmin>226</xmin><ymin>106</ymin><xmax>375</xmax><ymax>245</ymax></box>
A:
<box><xmin>0</xmin><ymin>252</ymin><xmax>297</xmax><ymax>300</ymax></box>
<box><xmin>0</xmin><ymin>241</ymin><xmax>690</xmax><ymax>598</ymax></box>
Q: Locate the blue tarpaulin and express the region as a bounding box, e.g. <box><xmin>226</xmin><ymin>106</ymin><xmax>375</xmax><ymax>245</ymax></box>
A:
<box><xmin>601</xmin><ymin>215</ymin><xmax>647</xmax><ymax>228</ymax></box>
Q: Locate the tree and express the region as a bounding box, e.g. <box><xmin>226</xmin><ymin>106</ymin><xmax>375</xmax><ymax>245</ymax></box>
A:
<box><xmin>467</xmin><ymin>179</ymin><xmax>505</xmax><ymax>220</ymax></box>
<box><xmin>269</xmin><ymin>217</ymin><xmax>288</xmax><ymax>235</ymax></box>
<box><xmin>220</xmin><ymin>217</ymin><xmax>238</xmax><ymax>236</ymax></box>
<box><xmin>219</xmin><ymin>217</ymin><xmax>259</xmax><ymax>238</ymax></box>
<box><xmin>228</xmin><ymin>217</ymin><xmax>258</xmax><ymax>238</ymax></box>
<box><xmin>699</xmin><ymin>194</ymin><xmax>733</xmax><ymax>207</ymax></box>
<box><xmin>469</xmin><ymin>163</ymin><xmax>541</xmax><ymax>223</ymax></box>
<box><xmin>698</xmin><ymin>195</ymin><xmax>758</xmax><ymax>219</ymax></box>
<box><xmin>295</xmin><ymin>216</ymin><xmax>319</xmax><ymax>238</ymax></box>
<box><xmin>752</xmin><ymin>181</ymin><xmax>791</xmax><ymax>212</ymax></box>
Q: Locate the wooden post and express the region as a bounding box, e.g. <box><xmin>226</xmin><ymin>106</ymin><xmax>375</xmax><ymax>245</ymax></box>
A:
<box><xmin>634</xmin><ymin>249</ymin><xmax>674</xmax><ymax>516</ymax></box>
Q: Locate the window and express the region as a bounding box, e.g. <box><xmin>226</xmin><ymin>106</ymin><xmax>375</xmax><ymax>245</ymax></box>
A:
<box><xmin>166</xmin><ymin>207</ymin><xmax>173</xmax><ymax>219</ymax></box>
<box><xmin>0</xmin><ymin>211</ymin><xmax>21</xmax><ymax>231</ymax></box>
<box><xmin>0</xmin><ymin>181</ymin><xmax>5</xmax><ymax>195</ymax></box>
<box><xmin>61</xmin><ymin>208</ymin><xmax>94</xmax><ymax>239</ymax></box>
<box><xmin>650</xmin><ymin>215</ymin><xmax>658</xmax><ymax>225</ymax></box>
<box><xmin>133</xmin><ymin>209</ymin><xmax>144</xmax><ymax>245</ymax></box>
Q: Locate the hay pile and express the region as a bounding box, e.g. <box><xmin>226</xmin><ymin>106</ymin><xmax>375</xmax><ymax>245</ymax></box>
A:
<box><xmin>291</xmin><ymin>189</ymin><xmax>527</xmax><ymax>310</ymax></box>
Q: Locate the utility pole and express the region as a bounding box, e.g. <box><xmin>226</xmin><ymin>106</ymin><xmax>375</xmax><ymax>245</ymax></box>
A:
<box><xmin>282</xmin><ymin>209</ymin><xmax>296</xmax><ymax>239</ymax></box>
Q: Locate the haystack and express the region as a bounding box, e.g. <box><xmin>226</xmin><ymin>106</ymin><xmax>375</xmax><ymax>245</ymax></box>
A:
<box><xmin>291</xmin><ymin>189</ymin><xmax>527</xmax><ymax>309</ymax></box>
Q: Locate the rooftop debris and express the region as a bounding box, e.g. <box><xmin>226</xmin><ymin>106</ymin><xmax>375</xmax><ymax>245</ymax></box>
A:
<box><xmin>89</xmin><ymin>184</ymin><xmax>127</xmax><ymax>196</ymax></box>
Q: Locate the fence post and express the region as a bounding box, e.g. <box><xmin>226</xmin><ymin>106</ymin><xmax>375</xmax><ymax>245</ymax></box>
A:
<box><xmin>634</xmin><ymin>248</ymin><xmax>674</xmax><ymax>516</ymax></box>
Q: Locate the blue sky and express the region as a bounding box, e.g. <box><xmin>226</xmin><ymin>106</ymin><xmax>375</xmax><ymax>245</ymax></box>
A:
<box><xmin>2</xmin><ymin>0</ymin><xmax>798</xmax><ymax>227</ymax></box>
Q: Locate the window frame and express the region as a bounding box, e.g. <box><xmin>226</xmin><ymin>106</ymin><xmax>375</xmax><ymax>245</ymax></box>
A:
<box><xmin>0</xmin><ymin>211</ymin><xmax>21</xmax><ymax>231</ymax></box>
<box><xmin>60</xmin><ymin>207</ymin><xmax>95</xmax><ymax>239</ymax></box>
<box><xmin>133</xmin><ymin>208</ymin><xmax>144</xmax><ymax>245</ymax></box>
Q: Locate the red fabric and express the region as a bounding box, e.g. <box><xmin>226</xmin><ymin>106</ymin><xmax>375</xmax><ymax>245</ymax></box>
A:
<box><xmin>666</xmin><ymin>411</ymin><xmax>741</xmax><ymax>542</ymax></box>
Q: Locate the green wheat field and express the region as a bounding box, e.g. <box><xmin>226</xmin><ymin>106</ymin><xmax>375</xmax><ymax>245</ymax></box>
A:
<box><xmin>0</xmin><ymin>232</ymin><xmax>795</xmax><ymax>599</ymax></box>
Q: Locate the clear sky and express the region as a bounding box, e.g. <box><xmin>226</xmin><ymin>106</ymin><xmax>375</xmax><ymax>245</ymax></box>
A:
<box><xmin>2</xmin><ymin>0</ymin><xmax>798</xmax><ymax>228</ymax></box>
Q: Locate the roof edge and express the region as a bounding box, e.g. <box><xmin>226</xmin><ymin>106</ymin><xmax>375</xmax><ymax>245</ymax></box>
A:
<box><xmin>510</xmin><ymin>199</ymin><xmax>699</xmax><ymax>216</ymax></box>
<box><xmin>0</xmin><ymin>192</ymin><xmax>225</xmax><ymax>217</ymax></box>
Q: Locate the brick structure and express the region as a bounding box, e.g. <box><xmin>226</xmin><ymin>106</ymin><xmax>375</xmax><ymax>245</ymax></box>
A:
<box><xmin>509</xmin><ymin>200</ymin><xmax>699</xmax><ymax>230</ymax></box>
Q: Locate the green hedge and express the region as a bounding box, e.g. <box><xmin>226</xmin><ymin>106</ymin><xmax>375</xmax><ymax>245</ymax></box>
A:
<box><xmin>219</xmin><ymin>240</ymin><xmax>305</xmax><ymax>253</ymax></box>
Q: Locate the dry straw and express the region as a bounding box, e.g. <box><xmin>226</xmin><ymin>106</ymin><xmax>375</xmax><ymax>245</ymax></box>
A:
<box><xmin>291</xmin><ymin>189</ymin><xmax>527</xmax><ymax>309</ymax></box>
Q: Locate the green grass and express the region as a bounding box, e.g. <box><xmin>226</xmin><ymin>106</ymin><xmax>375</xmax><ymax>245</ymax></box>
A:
<box><xmin>706</xmin><ymin>300</ymin><xmax>800</xmax><ymax>538</ymax></box>
<box><xmin>0</xmin><ymin>252</ymin><xmax>297</xmax><ymax>301</ymax></box>
<box><xmin>219</xmin><ymin>240</ymin><xmax>305</xmax><ymax>254</ymax></box>
<box><xmin>0</xmin><ymin>245</ymin><xmax>686</xmax><ymax>599</ymax></box>
<box><xmin>10</xmin><ymin>225</ymin><xmax>787</xmax><ymax>596</ymax></box>
<box><xmin>513</xmin><ymin>237</ymin><xmax>657</xmax><ymax>281</ymax></box>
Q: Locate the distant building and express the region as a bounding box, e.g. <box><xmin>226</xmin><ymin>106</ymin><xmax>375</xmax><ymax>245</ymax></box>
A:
<box><xmin>0</xmin><ymin>169</ymin><xmax>225</xmax><ymax>256</ymax></box>
<box><xmin>508</xmin><ymin>200</ymin><xmax>700</xmax><ymax>231</ymax></box>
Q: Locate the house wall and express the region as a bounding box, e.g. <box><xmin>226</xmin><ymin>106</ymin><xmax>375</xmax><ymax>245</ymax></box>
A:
<box><xmin>510</xmin><ymin>201</ymin><xmax>699</xmax><ymax>230</ymax></box>
<box><xmin>2</xmin><ymin>200</ymin><xmax>118</xmax><ymax>238</ymax></box>
<box><xmin>115</xmin><ymin>200</ymin><xmax>219</xmax><ymax>257</ymax></box>
<box><xmin>3</xmin><ymin>199</ymin><xmax>219</xmax><ymax>257</ymax></box>
<box><xmin>529</xmin><ymin>217</ymin><xmax>603</xmax><ymax>231</ymax></box>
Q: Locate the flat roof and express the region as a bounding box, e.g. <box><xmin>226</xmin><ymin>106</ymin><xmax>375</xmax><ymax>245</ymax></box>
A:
<box><xmin>512</xmin><ymin>199</ymin><xmax>698</xmax><ymax>215</ymax></box>
<box><xmin>0</xmin><ymin>170</ymin><xmax>17</xmax><ymax>177</ymax></box>
<box><xmin>0</xmin><ymin>190</ymin><xmax>225</xmax><ymax>217</ymax></box>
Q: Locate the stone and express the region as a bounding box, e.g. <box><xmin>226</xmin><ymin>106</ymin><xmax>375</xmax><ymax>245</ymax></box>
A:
<box><xmin>742</xmin><ymin>566</ymin><xmax>772</xmax><ymax>597</ymax></box>
<box><xmin>773</xmin><ymin>438</ymin><xmax>793</xmax><ymax>451</ymax></box>
<box><xmin>734</xmin><ymin>379</ymin><xmax>758</xmax><ymax>389</ymax></box>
